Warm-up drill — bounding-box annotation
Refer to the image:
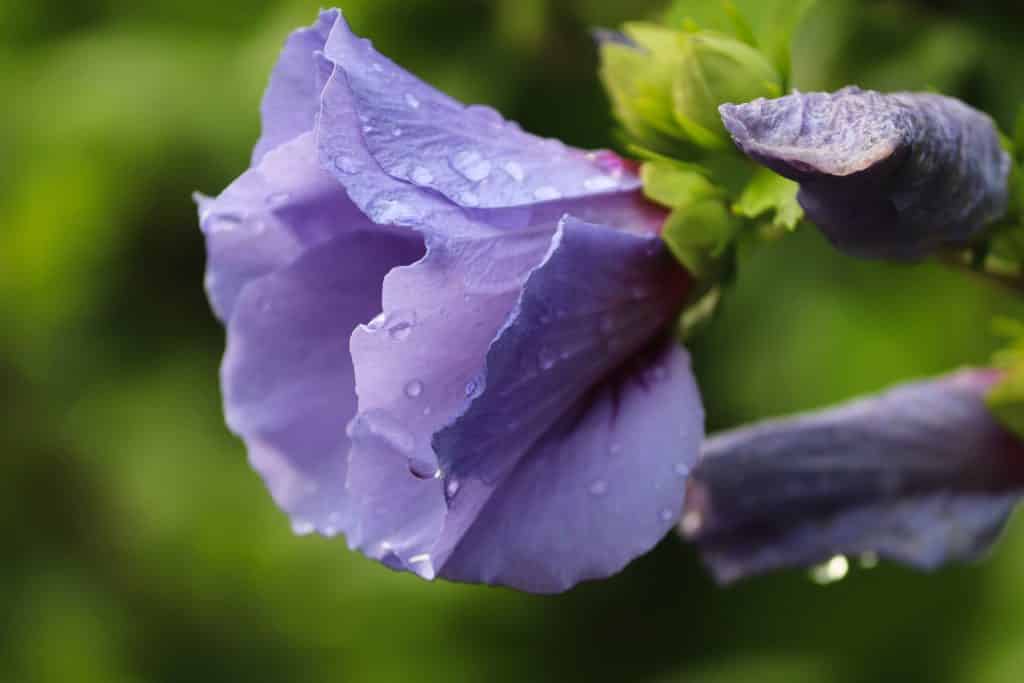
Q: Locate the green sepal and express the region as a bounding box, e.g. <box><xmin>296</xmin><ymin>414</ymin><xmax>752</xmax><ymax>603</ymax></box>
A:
<box><xmin>598</xmin><ymin>24</ymin><xmax>689</xmax><ymax>154</ymax></box>
<box><xmin>661</xmin><ymin>197</ymin><xmax>739</xmax><ymax>277</ymax></box>
<box><xmin>733</xmin><ymin>167</ymin><xmax>803</xmax><ymax>236</ymax></box>
<box><xmin>664</xmin><ymin>0</ymin><xmax>816</xmax><ymax>88</ymax></box>
<box><xmin>671</xmin><ymin>31</ymin><xmax>782</xmax><ymax>150</ymax></box>
<box><xmin>986</xmin><ymin>318</ymin><xmax>1024</xmax><ymax>439</ymax></box>
<box><xmin>641</xmin><ymin>160</ymin><xmax>721</xmax><ymax>208</ymax></box>
<box><xmin>987</xmin><ymin>367</ymin><xmax>1024</xmax><ymax>440</ymax></box>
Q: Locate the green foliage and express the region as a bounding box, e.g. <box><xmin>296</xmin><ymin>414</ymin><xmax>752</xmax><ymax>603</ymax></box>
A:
<box><xmin>671</xmin><ymin>30</ymin><xmax>782</xmax><ymax>149</ymax></box>
<box><xmin>641</xmin><ymin>159</ymin><xmax>721</xmax><ymax>208</ymax></box>
<box><xmin>733</xmin><ymin>167</ymin><xmax>803</xmax><ymax>236</ymax></box>
<box><xmin>599</xmin><ymin>20</ymin><xmax>781</xmax><ymax>154</ymax></box>
<box><xmin>987</xmin><ymin>318</ymin><xmax>1024</xmax><ymax>438</ymax></box>
<box><xmin>665</xmin><ymin>0</ymin><xmax>816</xmax><ymax>86</ymax></box>
<box><xmin>661</xmin><ymin>197</ymin><xmax>739</xmax><ymax>277</ymax></box>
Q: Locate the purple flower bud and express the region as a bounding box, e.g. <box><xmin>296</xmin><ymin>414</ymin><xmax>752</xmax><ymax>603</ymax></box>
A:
<box><xmin>197</xmin><ymin>10</ymin><xmax>704</xmax><ymax>593</ymax></box>
<box><xmin>682</xmin><ymin>370</ymin><xmax>1024</xmax><ymax>584</ymax></box>
<box><xmin>721</xmin><ymin>87</ymin><xmax>1011</xmax><ymax>260</ymax></box>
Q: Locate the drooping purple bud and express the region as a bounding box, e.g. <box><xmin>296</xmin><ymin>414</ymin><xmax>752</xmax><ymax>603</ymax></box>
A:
<box><xmin>720</xmin><ymin>87</ymin><xmax>1011</xmax><ymax>260</ymax></box>
<box><xmin>682</xmin><ymin>370</ymin><xmax>1024</xmax><ymax>584</ymax></box>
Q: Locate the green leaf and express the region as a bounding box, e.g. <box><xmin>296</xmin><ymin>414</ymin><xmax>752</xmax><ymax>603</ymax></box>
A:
<box><xmin>661</xmin><ymin>197</ymin><xmax>739</xmax><ymax>277</ymax></box>
<box><xmin>987</xmin><ymin>367</ymin><xmax>1024</xmax><ymax>440</ymax></box>
<box><xmin>641</xmin><ymin>160</ymin><xmax>722</xmax><ymax>208</ymax></box>
<box><xmin>733</xmin><ymin>167</ymin><xmax>803</xmax><ymax>233</ymax></box>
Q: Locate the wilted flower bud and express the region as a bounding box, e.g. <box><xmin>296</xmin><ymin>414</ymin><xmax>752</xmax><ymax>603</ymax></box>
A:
<box><xmin>720</xmin><ymin>87</ymin><xmax>1012</xmax><ymax>260</ymax></box>
<box><xmin>682</xmin><ymin>370</ymin><xmax>1024</xmax><ymax>584</ymax></box>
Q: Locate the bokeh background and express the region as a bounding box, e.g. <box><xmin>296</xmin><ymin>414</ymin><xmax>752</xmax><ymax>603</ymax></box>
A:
<box><xmin>4</xmin><ymin>0</ymin><xmax>1024</xmax><ymax>681</ymax></box>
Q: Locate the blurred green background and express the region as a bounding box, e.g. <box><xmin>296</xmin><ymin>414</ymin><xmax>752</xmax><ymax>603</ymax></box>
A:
<box><xmin>3</xmin><ymin>0</ymin><xmax>1024</xmax><ymax>681</ymax></box>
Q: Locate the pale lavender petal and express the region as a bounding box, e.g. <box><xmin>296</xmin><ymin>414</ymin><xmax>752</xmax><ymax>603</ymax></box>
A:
<box><xmin>683</xmin><ymin>370</ymin><xmax>1024</xmax><ymax>583</ymax></box>
<box><xmin>343</xmin><ymin>216</ymin><xmax>697</xmax><ymax>591</ymax></box>
<box><xmin>439</xmin><ymin>341</ymin><xmax>702</xmax><ymax>593</ymax></box>
<box><xmin>431</xmin><ymin>217</ymin><xmax>695</xmax><ymax>590</ymax></box>
<box><xmin>342</xmin><ymin>227</ymin><xmax>557</xmax><ymax>571</ymax></box>
<box><xmin>720</xmin><ymin>87</ymin><xmax>1011</xmax><ymax>260</ymax></box>
<box><xmin>199</xmin><ymin>133</ymin><xmax>360</xmax><ymax>322</ymax></box>
<box><xmin>222</xmin><ymin>232</ymin><xmax>424</xmax><ymax>534</ymax></box>
<box><xmin>318</xmin><ymin>12</ymin><xmax>639</xmax><ymax>210</ymax></box>
<box><xmin>252</xmin><ymin>9</ymin><xmax>337</xmax><ymax>163</ymax></box>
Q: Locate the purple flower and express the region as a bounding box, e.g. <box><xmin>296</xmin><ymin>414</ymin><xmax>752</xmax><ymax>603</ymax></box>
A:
<box><xmin>682</xmin><ymin>370</ymin><xmax>1024</xmax><ymax>584</ymax></box>
<box><xmin>720</xmin><ymin>87</ymin><xmax>1011</xmax><ymax>260</ymax></box>
<box><xmin>197</xmin><ymin>9</ymin><xmax>704</xmax><ymax>593</ymax></box>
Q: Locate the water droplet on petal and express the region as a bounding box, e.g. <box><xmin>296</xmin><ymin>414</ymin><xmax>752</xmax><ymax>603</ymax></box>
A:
<box><xmin>371</xmin><ymin>62</ymin><xmax>384</xmax><ymax>72</ymax></box>
<box><xmin>660</xmin><ymin>508</ymin><xmax>674</xmax><ymax>522</ymax></box>
<box><xmin>408</xmin><ymin>553</ymin><xmax>435</xmax><ymax>579</ymax></box>
<box><xmin>392</xmin><ymin>127</ymin><xmax>403</xmax><ymax>137</ymax></box>
<box><xmin>451</xmin><ymin>150</ymin><xmax>492</xmax><ymax>182</ymax></box>
<box><xmin>810</xmin><ymin>555</ymin><xmax>849</xmax><ymax>585</ymax></box>
<box><xmin>404</xmin><ymin>92</ymin><xmax>421</xmax><ymax>109</ymax></box>
<box><xmin>584</xmin><ymin>175</ymin><xmax>619</xmax><ymax>192</ymax></box>
<box><xmin>589</xmin><ymin>480</ymin><xmax>608</xmax><ymax>496</ymax></box>
<box><xmin>538</xmin><ymin>347</ymin><xmax>557</xmax><ymax>371</ymax></box>
<box><xmin>208</xmin><ymin>213</ymin><xmax>243</xmax><ymax>233</ymax></box>
<box><xmin>334</xmin><ymin>156</ymin><xmax>362</xmax><ymax>174</ymax></box>
<box><xmin>346</xmin><ymin>410</ymin><xmax>415</xmax><ymax>455</ymax></box>
<box><xmin>674</xmin><ymin>462</ymin><xmax>689</xmax><ymax>477</ymax></box>
<box><xmin>404</xmin><ymin>380</ymin><xmax>423</xmax><ymax>398</ymax></box>
<box><xmin>446</xmin><ymin>479</ymin><xmax>461</xmax><ymax>499</ymax></box>
<box><xmin>292</xmin><ymin>520</ymin><xmax>315</xmax><ymax>536</ymax></box>
<box><xmin>465</xmin><ymin>377</ymin><xmax>483</xmax><ymax>399</ymax></box>
<box><xmin>503</xmin><ymin>161</ymin><xmax>525</xmax><ymax>182</ymax></box>
<box><xmin>266</xmin><ymin>191</ymin><xmax>290</xmax><ymax>206</ymax></box>
<box><xmin>370</xmin><ymin>196</ymin><xmax>420</xmax><ymax>225</ymax></box>
<box><xmin>533</xmin><ymin>186</ymin><xmax>562</xmax><ymax>201</ymax></box>
<box><xmin>411</xmin><ymin>166</ymin><xmax>434</xmax><ymax>185</ymax></box>
<box><xmin>680</xmin><ymin>510</ymin><xmax>702</xmax><ymax>536</ymax></box>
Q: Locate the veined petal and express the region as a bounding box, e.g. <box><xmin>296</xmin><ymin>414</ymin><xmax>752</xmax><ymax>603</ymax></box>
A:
<box><xmin>683</xmin><ymin>370</ymin><xmax>1024</xmax><ymax>584</ymax></box>
<box><xmin>720</xmin><ymin>87</ymin><xmax>1011</xmax><ymax>260</ymax></box>
<box><xmin>199</xmin><ymin>133</ymin><xmax>362</xmax><ymax>322</ymax></box>
<box><xmin>318</xmin><ymin>12</ymin><xmax>639</xmax><ymax>210</ymax></box>
<box><xmin>252</xmin><ymin>9</ymin><xmax>337</xmax><ymax>163</ymax></box>
<box><xmin>223</xmin><ymin>230</ymin><xmax>424</xmax><ymax>535</ymax></box>
<box><xmin>343</xmin><ymin>213</ymin><xmax>696</xmax><ymax>591</ymax></box>
<box><xmin>343</xmin><ymin>224</ymin><xmax>556</xmax><ymax>571</ymax></box>
<box><xmin>440</xmin><ymin>340</ymin><xmax>702</xmax><ymax>593</ymax></box>
<box><xmin>430</xmin><ymin>218</ymin><xmax>696</xmax><ymax>592</ymax></box>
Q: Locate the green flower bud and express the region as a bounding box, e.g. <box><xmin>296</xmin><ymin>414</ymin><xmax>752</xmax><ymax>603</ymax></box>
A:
<box><xmin>671</xmin><ymin>31</ymin><xmax>782</xmax><ymax>150</ymax></box>
<box><xmin>599</xmin><ymin>25</ymin><xmax>782</xmax><ymax>152</ymax></box>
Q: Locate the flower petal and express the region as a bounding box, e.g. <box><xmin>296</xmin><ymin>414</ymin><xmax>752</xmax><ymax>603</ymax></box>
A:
<box><xmin>223</xmin><ymin>231</ymin><xmax>424</xmax><ymax>533</ymax></box>
<box><xmin>720</xmin><ymin>87</ymin><xmax>1011</xmax><ymax>260</ymax></box>
<box><xmin>199</xmin><ymin>133</ymin><xmax>361</xmax><ymax>322</ymax></box>
<box><xmin>319</xmin><ymin>11</ymin><xmax>639</xmax><ymax>210</ymax></box>
<box><xmin>428</xmin><ymin>218</ymin><xmax>695</xmax><ymax>592</ymax></box>
<box><xmin>683</xmin><ymin>370</ymin><xmax>1024</xmax><ymax>583</ymax></box>
<box><xmin>252</xmin><ymin>9</ymin><xmax>337</xmax><ymax>164</ymax></box>
<box><xmin>342</xmin><ymin>224</ymin><xmax>557</xmax><ymax>570</ymax></box>
<box><xmin>439</xmin><ymin>340</ymin><xmax>703</xmax><ymax>593</ymax></box>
